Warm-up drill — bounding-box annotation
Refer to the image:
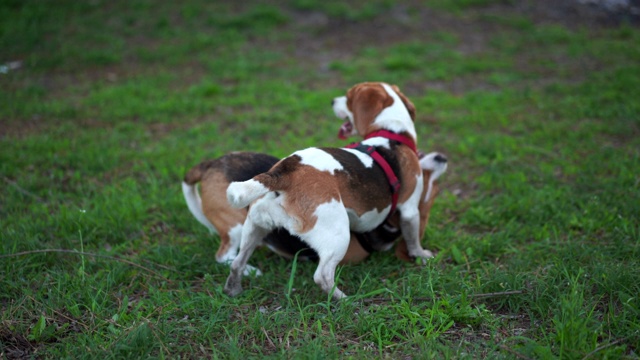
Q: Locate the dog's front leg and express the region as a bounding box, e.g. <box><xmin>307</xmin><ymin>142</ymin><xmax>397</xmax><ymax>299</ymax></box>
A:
<box><xmin>224</xmin><ymin>218</ymin><xmax>267</xmax><ymax>297</ymax></box>
<box><xmin>400</xmin><ymin>212</ymin><xmax>434</xmax><ymax>260</ymax></box>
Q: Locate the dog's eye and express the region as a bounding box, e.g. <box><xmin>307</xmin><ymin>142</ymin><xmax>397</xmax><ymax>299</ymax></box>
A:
<box><xmin>274</xmin><ymin>191</ymin><xmax>280</xmax><ymax>197</ymax></box>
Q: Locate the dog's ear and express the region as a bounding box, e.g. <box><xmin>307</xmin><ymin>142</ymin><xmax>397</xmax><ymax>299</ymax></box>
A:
<box><xmin>391</xmin><ymin>84</ymin><xmax>416</xmax><ymax>121</ymax></box>
<box><xmin>349</xmin><ymin>84</ymin><xmax>393</xmax><ymax>134</ymax></box>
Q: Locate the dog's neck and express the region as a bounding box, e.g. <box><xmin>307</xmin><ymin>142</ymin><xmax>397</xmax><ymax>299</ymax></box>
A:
<box><xmin>363</xmin><ymin>129</ymin><xmax>417</xmax><ymax>154</ymax></box>
<box><xmin>368</xmin><ymin>83</ymin><xmax>418</xmax><ymax>140</ymax></box>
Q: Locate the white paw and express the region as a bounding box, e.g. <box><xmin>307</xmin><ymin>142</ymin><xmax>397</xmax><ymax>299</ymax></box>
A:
<box><xmin>243</xmin><ymin>264</ymin><xmax>262</xmax><ymax>277</ymax></box>
<box><xmin>222</xmin><ymin>259</ymin><xmax>262</xmax><ymax>277</ymax></box>
<box><xmin>410</xmin><ymin>249</ymin><xmax>434</xmax><ymax>260</ymax></box>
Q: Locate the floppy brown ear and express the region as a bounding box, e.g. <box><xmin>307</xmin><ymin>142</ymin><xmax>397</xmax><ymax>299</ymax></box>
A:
<box><xmin>391</xmin><ymin>84</ymin><xmax>416</xmax><ymax>121</ymax></box>
<box><xmin>350</xmin><ymin>84</ymin><xmax>393</xmax><ymax>135</ymax></box>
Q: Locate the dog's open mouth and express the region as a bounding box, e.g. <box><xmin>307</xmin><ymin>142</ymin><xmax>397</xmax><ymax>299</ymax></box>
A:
<box><xmin>338</xmin><ymin>120</ymin><xmax>353</xmax><ymax>140</ymax></box>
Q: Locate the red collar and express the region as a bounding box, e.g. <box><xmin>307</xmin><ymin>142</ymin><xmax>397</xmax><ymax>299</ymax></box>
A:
<box><xmin>364</xmin><ymin>130</ymin><xmax>417</xmax><ymax>154</ymax></box>
<box><xmin>343</xmin><ymin>130</ymin><xmax>417</xmax><ymax>219</ymax></box>
<box><xmin>345</xmin><ymin>143</ymin><xmax>400</xmax><ymax>218</ymax></box>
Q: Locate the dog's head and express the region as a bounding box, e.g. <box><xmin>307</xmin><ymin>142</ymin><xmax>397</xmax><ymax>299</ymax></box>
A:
<box><xmin>333</xmin><ymin>82</ymin><xmax>416</xmax><ymax>140</ymax></box>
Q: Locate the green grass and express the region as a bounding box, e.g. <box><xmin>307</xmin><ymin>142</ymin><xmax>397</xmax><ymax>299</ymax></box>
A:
<box><xmin>2</xmin><ymin>0</ymin><xmax>640</xmax><ymax>358</ymax></box>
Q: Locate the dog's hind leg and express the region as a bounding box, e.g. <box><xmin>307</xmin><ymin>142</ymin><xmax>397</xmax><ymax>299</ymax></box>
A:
<box><xmin>312</xmin><ymin>243</ymin><xmax>349</xmax><ymax>299</ymax></box>
<box><xmin>217</xmin><ymin>224</ymin><xmax>262</xmax><ymax>276</ymax></box>
<box><xmin>301</xmin><ymin>200</ymin><xmax>351</xmax><ymax>300</ymax></box>
<box><xmin>224</xmin><ymin>219</ymin><xmax>268</xmax><ymax>297</ymax></box>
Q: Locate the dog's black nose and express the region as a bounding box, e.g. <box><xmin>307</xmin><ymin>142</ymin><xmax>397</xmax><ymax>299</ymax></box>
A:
<box><xmin>434</xmin><ymin>154</ymin><xmax>447</xmax><ymax>163</ymax></box>
<box><xmin>331</xmin><ymin>99</ymin><xmax>335</xmax><ymax>106</ymax></box>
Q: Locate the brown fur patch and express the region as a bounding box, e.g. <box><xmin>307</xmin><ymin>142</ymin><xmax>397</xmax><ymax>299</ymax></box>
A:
<box><xmin>284</xmin><ymin>167</ymin><xmax>341</xmax><ymax>233</ymax></box>
<box><xmin>200</xmin><ymin>171</ymin><xmax>248</xmax><ymax>260</ymax></box>
<box><xmin>396</xmin><ymin>146</ymin><xmax>422</xmax><ymax>204</ymax></box>
<box><xmin>346</xmin><ymin>82</ymin><xmax>417</xmax><ymax>136</ymax></box>
<box><xmin>184</xmin><ymin>163</ymin><xmax>206</xmax><ymax>185</ymax></box>
<box><xmin>347</xmin><ymin>83</ymin><xmax>394</xmax><ymax>136</ymax></box>
<box><xmin>254</xmin><ymin>156</ymin><xmax>342</xmax><ymax>234</ymax></box>
<box><xmin>340</xmin><ymin>235</ymin><xmax>370</xmax><ymax>264</ymax></box>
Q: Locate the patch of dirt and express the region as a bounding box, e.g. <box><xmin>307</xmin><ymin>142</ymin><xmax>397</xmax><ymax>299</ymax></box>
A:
<box><xmin>0</xmin><ymin>328</ymin><xmax>36</xmax><ymax>360</ymax></box>
<box><xmin>0</xmin><ymin>308</ymin><xmax>85</xmax><ymax>359</ymax></box>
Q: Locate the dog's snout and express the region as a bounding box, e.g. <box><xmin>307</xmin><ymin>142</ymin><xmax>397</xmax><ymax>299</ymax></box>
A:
<box><xmin>434</xmin><ymin>154</ymin><xmax>447</xmax><ymax>163</ymax></box>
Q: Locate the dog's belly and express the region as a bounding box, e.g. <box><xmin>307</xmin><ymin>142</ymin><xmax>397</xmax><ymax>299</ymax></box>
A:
<box><xmin>346</xmin><ymin>206</ymin><xmax>390</xmax><ymax>232</ymax></box>
<box><xmin>262</xmin><ymin>228</ymin><xmax>319</xmax><ymax>261</ymax></box>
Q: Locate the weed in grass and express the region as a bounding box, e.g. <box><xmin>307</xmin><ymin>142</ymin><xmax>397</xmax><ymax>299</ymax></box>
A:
<box><xmin>551</xmin><ymin>268</ymin><xmax>600</xmax><ymax>358</ymax></box>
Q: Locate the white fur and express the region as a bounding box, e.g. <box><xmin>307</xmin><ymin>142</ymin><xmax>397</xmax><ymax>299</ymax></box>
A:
<box><xmin>298</xmin><ymin>199</ymin><xmax>350</xmax><ymax>299</ymax></box>
<box><xmin>397</xmin><ymin>173</ymin><xmax>434</xmax><ymax>259</ymax></box>
<box><xmin>346</xmin><ymin>206</ymin><xmax>391</xmax><ymax>232</ymax></box>
<box><xmin>397</xmin><ymin>173</ymin><xmax>424</xmax><ymax>220</ymax></box>
<box><xmin>227</xmin><ymin>179</ymin><xmax>269</xmax><ymax>209</ymax></box>
<box><xmin>342</xmin><ymin>148</ymin><xmax>374</xmax><ymax>167</ymax></box>
<box><xmin>332</xmin><ymin>96</ymin><xmax>352</xmax><ymax>120</ymax></box>
<box><xmin>217</xmin><ymin>224</ymin><xmax>243</xmax><ymax>263</ymax></box>
<box><xmin>361</xmin><ymin>137</ymin><xmax>391</xmax><ymax>149</ymax></box>
<box><xmin>181</xmin><ymin>181</ymin><xmax>217</xmax><ymax>234</ymax></box>
<box><xmin>225</xmin><ymin>196</ymin><xmax>331</xmax><ymax>296</ymax></box>
<box><xmin>227</xmin><ymin>198</ymin><xmax>351</xmax><ymax>300</ymax></box>
<box><xmin>373</xmin><ymin>83</ymin><xmax>417</xmax><ymax>140</ymax></box>
<box><xmin>182</xmin><ymin>182</ymin><xmax>261</xmax><ymax>276</ymax></box>
<box><xmin>225</xmin><ymin>218</ymin><xmax>271</xmax><ymax>296</ymax></box>
<box><xmin>247</xmin><ymin>191</ymin><xmax>299</xmax><ymax>231</ymax></box>
<box><xmin>420</xmin><ymin>152</ymin><xmax>448</xmax><ymax>203</ymax></box>
<box><xmin>296</xmin><ymin>148</ymin><xmax>344</xmax><ymax>174</ymax></box>
<box><xmin>218</xmin><ymin>224</ymin><xmax>262</xmax><ymax>276</ymax></box>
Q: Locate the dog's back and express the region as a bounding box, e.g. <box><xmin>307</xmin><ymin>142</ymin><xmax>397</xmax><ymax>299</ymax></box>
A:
<box><xmin>184</xmin><ymin>152</ymin><xmax>278</xmax><ymax>186</ymax></box>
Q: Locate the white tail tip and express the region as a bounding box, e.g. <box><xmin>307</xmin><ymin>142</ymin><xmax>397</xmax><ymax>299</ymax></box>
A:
<box><xmin>227</xmin><ymin>179</ymin><xmax>269</xmax><ymax>208</ymax></box>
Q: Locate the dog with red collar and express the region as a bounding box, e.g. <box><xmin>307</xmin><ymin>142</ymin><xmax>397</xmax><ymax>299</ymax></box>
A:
<box><xmin>224</xmin><ymin>82</ymin><xmax>435</xmax><ymax>299</ymax></box>
<box><xmin>182</xmin><ymin>150</ymin><xmax>447</xmax><ymax>270</ymax></box>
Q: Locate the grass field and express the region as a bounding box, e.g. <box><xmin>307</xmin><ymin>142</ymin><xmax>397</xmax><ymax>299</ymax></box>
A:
<box><xmin>1</xmin><ymin>0</ymin><xmax>639</xmax><ymax>358</ymax></box>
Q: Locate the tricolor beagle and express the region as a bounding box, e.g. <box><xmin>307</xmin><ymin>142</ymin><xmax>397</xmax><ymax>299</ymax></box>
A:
<box><xmin>181</xmin><ymin>150</ymin><xmax>447</xmax><ymax>271</ymax></box>
<box><xmin>224</xmin><ymin>82</ymin><xmax>438</xmax><ymax>299</ymax></box>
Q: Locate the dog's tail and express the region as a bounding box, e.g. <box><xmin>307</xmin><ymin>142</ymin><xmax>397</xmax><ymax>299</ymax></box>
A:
<box><xmin>227</xmin><ymin>155</ymin><xmax>293</xmax><ymax>209</ymax></box>
<box><xmin>226</xmin><ymin>179</ymin><xmax>270</xmax><ymax>209</ymax></box>
<box><xmin>227</xmin><ymin>171</ymin><xmax>283</xmax><ymax>209</ymax></box>
<box><xmin>182</xmin><ymin>164</ymin><xmax>218</xmax><ymax>234</ymax></box>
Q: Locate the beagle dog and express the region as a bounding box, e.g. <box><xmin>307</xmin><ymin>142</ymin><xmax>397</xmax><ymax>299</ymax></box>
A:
<box><xmin>181</xmin><ymin>150</ymin><xmax>447</xmax><ymax>270</ymax></box>
<box><xmin>224</xmin><ymin>82</ymin><xmax>436</xmax><ymax>299</ymax></box>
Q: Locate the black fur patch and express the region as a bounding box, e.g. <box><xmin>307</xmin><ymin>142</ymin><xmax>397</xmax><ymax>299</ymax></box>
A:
<box><xmin>263</xmin><ymin>228</ymin><xmax>319</xmax><ymax>260</ymax></box>
<box><xmin>356</xmin><ymin>223</ymin><xmax>401</xmax><ymax>252</ymax></box>
<box><xmin>322</xmin><ymin>144</ymin><xmax>403</xmax><ymax>212</ymax></box>
<box><xmin>222</xmin><ymin>152</ymin><xmax>280</xmax><ymax>182</ymax></box>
